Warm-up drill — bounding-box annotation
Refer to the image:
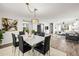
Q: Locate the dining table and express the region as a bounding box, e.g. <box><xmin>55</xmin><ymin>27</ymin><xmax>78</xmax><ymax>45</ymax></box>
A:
<box><xmin>15</xmin><ymin>32</ymin><xmax>45</xmax><ymax>46</ymax></box>
<box><xmin>22</xmin><ymin>35</ymin><xmax>44</xmax><ymax>46</ymax></box>
<box><xmin>21</xmin><ymin>34</ymin><xmax>45</xmax><ymax>55</ymax></box>
<box><xmin>14</xmin><ymin>32</ymin><xmax>50</xmax><ymax>55</ymax></box>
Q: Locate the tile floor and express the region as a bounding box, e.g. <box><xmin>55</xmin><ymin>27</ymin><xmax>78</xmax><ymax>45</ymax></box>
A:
<box><xmin>51</xmin><ymin>34</ymin><xmax>79</xmax><ymax>56</ymax></box>
<box><xmin>0</xmin><ymin>46</ymin><xmax>66</xmax><ymax>56</ymax></box>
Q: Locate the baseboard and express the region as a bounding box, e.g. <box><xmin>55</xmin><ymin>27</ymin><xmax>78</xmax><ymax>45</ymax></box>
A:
<box><xmin>0</xmin><ymin>43</ymin><xmax>12</xmax><ymax>49</ymax></box>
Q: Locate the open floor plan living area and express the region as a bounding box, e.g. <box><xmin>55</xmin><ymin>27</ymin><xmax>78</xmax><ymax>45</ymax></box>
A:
<box><xmin>0</xmin><ymin>3</ymin><xmax>79</xmax><ymax>56</ymax></box>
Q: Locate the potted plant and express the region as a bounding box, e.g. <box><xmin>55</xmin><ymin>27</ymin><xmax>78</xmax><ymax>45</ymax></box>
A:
<box><xmin>31</xmin><ymin>30</ymin><xmax>36</xmax><ymax>37</ymax></box>
<box><xmin>32</xmin><ymin>30</ymin><xmax>36</xmax><ymax>34</ymax></box>
<box><xmin>0</xmin><ymin>30</ymin><xmax>3</xmax><ymax>44</ymax></box>
<box><xmin>26</xmin><ymin>29</ymin><xmax>29</xmax><ymax>34</ymax></box>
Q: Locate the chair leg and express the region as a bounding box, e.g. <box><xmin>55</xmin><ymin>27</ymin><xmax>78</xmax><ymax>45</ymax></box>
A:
<box><xmin>33</xmin><ymin>50</ymin><xmax>36</xmax><ymax>56</ymax></box>
<box><xmin>12</xmin><ymin>46</ymin><xmax>16</xmax><ymax>56</ymax></box>
<box><xmin>49</xmin><ymin>50</ymin><xmax>50</xmax><ymax>56</ymax></box>
<box><xmin>32</xmin><ymin>49</ymin><xmax>34</xmax><ymax>56</ymax></box>
<box><xmin>34</xmin><ymin>50</ymin><xmax>37</xmax><ymax>56</ymax></box>
<box><xmin>18</xmin><ymin>51</ymin><xmax>19</xmax><ymax>56</ymax></box>
<box><xmin>19</xmin><ymin>50</ymin><xmax>21</xmax><ymax>56</ymax></box>
<box><xmin>12</xmin><ymin>46</ymin><xmax>14</xmax><ymax>55</ymax></box>
<box><xmin>46</xmin><ymin>51</ymin><xmax>50</xmax><ymax>56</ymax></box>
<box><xmin>33</xmin><ymin>50</ymin><xmax>35</xmax><ymax>56</ymax></box>
<box><xmin>14</xmin><ymin>47</ymin><xmax>16</xmax><ymax>56</ymax></box>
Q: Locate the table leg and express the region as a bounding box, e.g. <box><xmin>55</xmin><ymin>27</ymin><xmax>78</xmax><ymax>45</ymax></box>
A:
<box><xmin>32</xmin><ymin>46</ymin><xmax>35</xmax><ymax>56</ymax></box>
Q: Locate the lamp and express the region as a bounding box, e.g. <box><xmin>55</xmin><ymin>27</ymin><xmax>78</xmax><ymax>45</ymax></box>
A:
<box><xmin>26</xmin><ymin>3</ymin><xmax>39</xmax><ymax>24</ymax></box>
<box><xmin>25</xmin><ymin>3</ymin><xmax>39</xmax><ymax>35</ymax></box>
<box><xmin>32</xmin><ymin>8</ymin><xmax>39</xmax><ymax>24</ymax></box>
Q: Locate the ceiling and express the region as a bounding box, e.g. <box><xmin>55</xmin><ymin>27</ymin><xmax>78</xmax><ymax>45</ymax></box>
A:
<box><xmin>0</xmin><ymin>3</ymin><xmax>79</xmax><ymax>21</ymax></box>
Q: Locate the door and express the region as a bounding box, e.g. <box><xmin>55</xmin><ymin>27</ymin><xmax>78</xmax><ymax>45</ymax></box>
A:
<box><xmin>50</xmin><ymin>23</ymin><xmax>53</xmax><ymax>34</ymax></box>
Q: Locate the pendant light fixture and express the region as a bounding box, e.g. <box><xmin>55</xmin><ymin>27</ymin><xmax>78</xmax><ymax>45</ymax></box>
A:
<box><xmin>32</xmin><ymin>8</ymin><xmax>39</xmax><ymax>24</ymax></box>
<box><xmin>26</xmin><ymin>3</ymin><xmax>39</xmax><ymax>24</ymax></box>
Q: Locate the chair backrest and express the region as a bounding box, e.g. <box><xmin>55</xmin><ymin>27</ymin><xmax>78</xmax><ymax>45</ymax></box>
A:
<box><xmin>18</xmin><ymin>35</ymin><xmax>24</xmax><ymax>52</ymax></box>
<box><xmin>34</xmin><ymin>32</ymin><xmax>37</xmax><ymax>35</ymax></box>
<box><xmin>35</xmin><ymin>32</ymin><xmax>45</xmax><ymax>37</ymax></box>
<box><xmin>44</xmin><ymin>35</ymin><xmax>51</xmax><ymax>52</ymax></box>
<box><xmin>39</xmin><ymin>32</ymin><xmax>45</xmax><ymax>37</ymax></box>
<box><xmin>12</xmin><ymin>33</ymin><xmax>17</xmax><ymax>47</ymax></box>
<box><xmin>65</xmin><ymin>33</ymin><xmax>69</xmax><ymax>39</ymax></box>
<box><xmin>19</xmin><ymin>31</ymin><xmax>25</xmax><ymax>35</ymax></box>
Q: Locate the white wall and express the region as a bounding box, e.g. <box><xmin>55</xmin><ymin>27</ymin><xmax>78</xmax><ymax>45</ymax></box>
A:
<box><xmin>38</xmin><ymin>10</ymin><xmax>79</xmax><ymax>34</ymax></box>
<box><xmin>39</xmin><ymin>20</ymin><xmax>51</xmax><ymax>34</ymax></box>
<box><xmin>39</xmin><ymin>17</ymin><xmax>79</xmax><ymax>34</ymax></box>
<box><xmin>0</xmin><ymin>12</ymin><xmax>27</xmax><ymax>31</ymax></box>
<box><xmin>0</xmin><ymin>12</ymin><xmax>27</xmax><ymax>44</ymax></box>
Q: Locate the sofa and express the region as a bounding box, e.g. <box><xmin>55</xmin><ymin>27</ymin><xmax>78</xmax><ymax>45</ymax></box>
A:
<box><xmin>65</xmin><ymin>33</ymin><xmax>79</xmax><ymax>41</ymax></box>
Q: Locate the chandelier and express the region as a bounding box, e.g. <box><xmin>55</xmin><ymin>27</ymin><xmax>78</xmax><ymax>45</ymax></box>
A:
<box><xmin>26</xmin><ymin>3</ymin><xmax>39</xmax><ymax>24</ymax></box>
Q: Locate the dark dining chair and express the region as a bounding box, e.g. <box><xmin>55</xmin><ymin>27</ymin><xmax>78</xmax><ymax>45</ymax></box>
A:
<box><xmin>39</xmin><ymin>32</ymin><xmax>45</xmax><ymax>37</ymax></box>
<box><xmin>12</xmin><ymin>33</ymin><xmax>19</xmax><ymax>55</ymax></box>
<box><xmin>34</xmin><ymin>32</ymin><xmax>37</xmax><ymax>35</ymax></box>
<box><xmin>34</xmin><ymin>35</ymin><xmax>51</xmax><ymax>56</ymax></box>
<box><xmin>18</xmin><ymin>35</ymin><xmax>32</xmax><ymax>56</ymax></box>
<box><xmin>34</xmin><ymin>32</ymin><xmax>45</xmax><ymax>37</ymax></box>
<box><xmin>19</xmin><ymin>31</ymin><xmax>25</xmax><ymax>35</ymax></box>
